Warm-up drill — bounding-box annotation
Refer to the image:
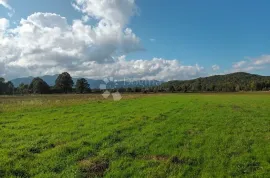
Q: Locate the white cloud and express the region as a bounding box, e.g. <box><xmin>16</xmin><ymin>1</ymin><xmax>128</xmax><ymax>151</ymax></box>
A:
<box><xmin>81</xmin><ymin>15</ymin><xmax>89</xmax><ymax>23</ymax></box>
<box><xmin>0</xmin><ymin>12</ymin><xmax>141</xmax><ymax>78</ymax></box>
<box><xmin>65</xmin><ymin>56</ymin><xmax>206</xmax><ymax>81</ymax></box>
<box><xmin>0</xmin><ymin>0</ymin><xmax>11</xmax><ymax>9</ymax></box>
<box><xmin>0</xmin><ymin>12</ymin><xmax>205</xmax><ymax>81</ymax></box>
<box><xmin>0</xmin><ymin>0</ymin><xmax>15</xmax><ymax>16</ymax></box>
<box><xmin>233</xmin><ymin>60</ymin><xmax>246</xmax><ymax>69</ymax></box>
<box><xmin>0</xmin><ymin>11</ymin><xmax>138</xmax><ymax>80</ymax></box>
<box><xmin>253</xmin><ymin>55</ymin><xmax>270</xmax><ymax>65</ymax></box>
<box><xmin>0</xmin><ymin>1</ymin><xmax>207</xmax><ymax>81</ymax></box>
<box><xmin>0</xmin><ymin>18</ymin><xmax>9</xmax><ymax>30</ymax></box>
<box><xmin>72</xmin><ymin>0</ymin><xmax>137</xmax><ymax>26</ymax></box>
<box><xmin>150</xmin><ymin>38</ymin><xmax>156</xmax><ymax>42</ymax></box>
<box><xmin>231</xmin><ymin>55</ymin><xmax>270</xmax><ymax>73</ymax></box>
<box><xmin>212</xmin><ymin>64</ymin><xmax>220</xmax><ymax>71</ymax></box>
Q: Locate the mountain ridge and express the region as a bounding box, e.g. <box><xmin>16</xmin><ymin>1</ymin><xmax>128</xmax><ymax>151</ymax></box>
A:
<box><xmin>162</xmin><ymin>72</ymin><xmax>270</xmax><ymax>92</ymax></box>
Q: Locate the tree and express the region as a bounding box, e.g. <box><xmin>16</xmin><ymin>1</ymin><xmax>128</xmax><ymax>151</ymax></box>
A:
<box><xmin>0</xmin><ymin>78</ymin><xmax>14</xmax><ymax>95</ymax></box>
<box><xmin>250</xmin><ymin>81</ymin><xmax>257</xmax><ymax>91</ymax></box>
<box><xmin>235</xmin><ymin>85</ymin><xmax>240</xmax><ymax>92</ymax></box>
<box><xmin>0</xmin><ymin>77</ymin><xmax>5</xmax><ymax>94</ymax></box>
<box><xmin>169</xmin><ymin>85</ymin><xmax>175</xmax><ymax>93</ymax></box>
<box><xmin>29</xmin><ymin>78</ymin><xmax>50</xmax><ymax>94</ymax></box>
<box><xmin>55</xmin><ymin>72</ymin><xmax>74</xmax><ymax>93</ymax></box>
<box><xmin>133</xmin><ymin>87</ymin><xmax>141</xmax><ymax>92</ymax></box>
<box><xmin>5</xmin><ymin>81</ymin><xmax>14</xmax><ymax>95</ymax></box>
<box><xmin>75</xmin><ymin>78</ymin><xmax>89</xmax><ymax>93</ymax></box>
<box><xmin>0</xmin><ymin>77</ymin><xmax>4</xmax><ymax>83</ymax></box>
<box><xmin>193</xmin><ymin>79</ymin><xmax>202</xmax><ymax>91</ymax></box>
<box><xmin>18</xmin><ymin>83</ymin><xmax>29</xmax><ymax>95</ymax></box>
<box><xmin>126</xmin><ymin>87</ymin><xmax>132</xmax><ymax>93</ymax></box>
<box><xmin>118</xmin><ymin>87</ymin><xmax>126</xmax><ymax>93</ymax></box>
<box><xmin>142</xmin><ymin>88</ymin><xmax>149</xmax><ymax>94</ymax></box>
<box><xmin>153</xmin><ymin>87</ymin><xmax>158</xmax><ymax>93</ymax></box>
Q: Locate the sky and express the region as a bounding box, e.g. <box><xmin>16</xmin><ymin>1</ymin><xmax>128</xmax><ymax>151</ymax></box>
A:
<box><xmin>1</xmin><ymin>0</ymin><xmax>270</xmax><ymax>81</ymax></box>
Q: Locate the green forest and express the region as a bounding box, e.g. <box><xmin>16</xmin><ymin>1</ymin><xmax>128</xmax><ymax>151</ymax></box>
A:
<box><xmin>161</xmin><ymin>72</ymin><xmax>270</xmax><ymax>92</ymax></box>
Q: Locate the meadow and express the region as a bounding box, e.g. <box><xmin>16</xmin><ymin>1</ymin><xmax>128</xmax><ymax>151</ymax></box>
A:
<box><xmin>0</xmin><ymin>93</ymin><xmax>269</xmax><ymax>177</ymax></box>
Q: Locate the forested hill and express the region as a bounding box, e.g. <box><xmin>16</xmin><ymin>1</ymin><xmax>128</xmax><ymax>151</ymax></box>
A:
<box><xmin>161</xmin><ymin>72</ymin><xmax>270</xmax><ymax>92</ymax></box>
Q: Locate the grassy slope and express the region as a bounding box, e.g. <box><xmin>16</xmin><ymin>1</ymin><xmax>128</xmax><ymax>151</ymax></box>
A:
<box><xmin>0</xmin><ymin>94</ymin><xmax>270</xmax><ymax>177</ymax></box>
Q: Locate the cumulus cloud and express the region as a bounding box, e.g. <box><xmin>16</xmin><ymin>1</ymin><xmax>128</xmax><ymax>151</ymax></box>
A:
<box><xmin>231</xmin><ymin>55</ymin><xmax>270</xmax><ymax>73</ymax></box>
<box><xmin>0</xmin><ymin>12</ymin><xmax>142</xmax><ymax>78</ymax></box>
<box><xmin>70</xmin><ymin>56</ymin><xmax>205</xmax><ymax>81</ymax></box>
<box><xmin>0</xmin><ymin>18</ymin><xmax>9</xmax><ymax>30</ymax></box>
<box><xmin>72</xmin><ymin>0</ymin><xmax>137</xmax><ymax>26</ymax></box>
<box><xmin>212</xmin><ymin>65</ymin><xmax>220</xmax><ymax>71</ymax></box>
<box><xmin>0</xmin><ymin>0</ymin><xmax>206</xmax><ymax>81</ymax></box>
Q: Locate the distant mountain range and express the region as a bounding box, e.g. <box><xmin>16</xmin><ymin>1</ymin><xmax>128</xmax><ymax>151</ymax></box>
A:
<box><xmin>11</xmin><ymin>75</ymin><xmax>162</xmax><ymax>89</ymax></box>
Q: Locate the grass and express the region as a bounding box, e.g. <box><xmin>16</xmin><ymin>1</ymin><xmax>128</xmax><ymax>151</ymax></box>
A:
<box><xmin>0</xmin><ymin>93</ymin><xmax>270</xmax><ymax>177</ymax></box>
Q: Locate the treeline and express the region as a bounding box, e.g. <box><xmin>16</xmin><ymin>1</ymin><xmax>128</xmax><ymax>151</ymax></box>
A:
<box><xmin>1</xmin><ymin>72</ymin><xmax>270</xmax><ymax>95</ymax></box>
<box><xmin>0</xmin><ymin>78</ymin><xmax>15</xmax><ymax>95</ymax></box>
<box><xmin>161</xmin><ymin>72</ymin><xmax>270</xmax><ymax>92</ymax></box>
<box><xmin>0</xmin><ymin>72</ymin><xmax>91</xmax><ymax>95</ymax></box>
<box><xmin>0</xmin><ymin>72</ymin><xmax>161</xmax><ymax>95</ymax></box>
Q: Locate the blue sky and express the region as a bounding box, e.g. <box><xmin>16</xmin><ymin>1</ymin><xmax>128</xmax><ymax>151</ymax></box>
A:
<box><xmin>133</xmin><ymin>0</ymin><xmax>270</xmax><ymax>73</ymax></box>
<box><xmin>1</xmin><ymin>0</ymin><xmax>270</xmax><ymax>80</ymax></box>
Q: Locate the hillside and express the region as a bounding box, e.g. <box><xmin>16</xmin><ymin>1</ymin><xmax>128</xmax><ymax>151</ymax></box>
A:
<box><xmin>162</xmin><ymin>72</ymin><xmax>270</xmax><ymax>92</ymax></box>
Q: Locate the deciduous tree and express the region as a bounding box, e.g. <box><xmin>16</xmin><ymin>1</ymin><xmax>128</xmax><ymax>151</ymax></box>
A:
<box><xmin>29</xmin><ymin>78</ymin><xmax>50</xmax><ymax>94</ymax></box>
<box><xmin>55</xmin><ymin>72</ymin><xmax>74</xmax><ymax>93</ymax></box>
<box><xmin>75</xmin><ymin>78</ymin><xmax>90</xmax><ymax>93</ymax></box>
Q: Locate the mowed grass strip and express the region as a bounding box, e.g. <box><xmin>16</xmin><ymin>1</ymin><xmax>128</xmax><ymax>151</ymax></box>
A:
<box><xmin>0</xmin><ymin>93</ymin><xmax>269</xmax><ymax>177</ymax></box>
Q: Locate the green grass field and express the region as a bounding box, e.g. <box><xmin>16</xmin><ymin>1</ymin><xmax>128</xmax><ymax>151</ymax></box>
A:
<box><xmin>0</xmin><ymin>93</ymin><xmax>270</xmax><ymax>177</ymax></box>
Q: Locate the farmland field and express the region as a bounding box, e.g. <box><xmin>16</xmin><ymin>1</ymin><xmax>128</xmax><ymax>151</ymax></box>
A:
<box><xmin>0</xmin><ymin>93</ymin><xmax>270</xmax><ymax>177</ymax></box>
